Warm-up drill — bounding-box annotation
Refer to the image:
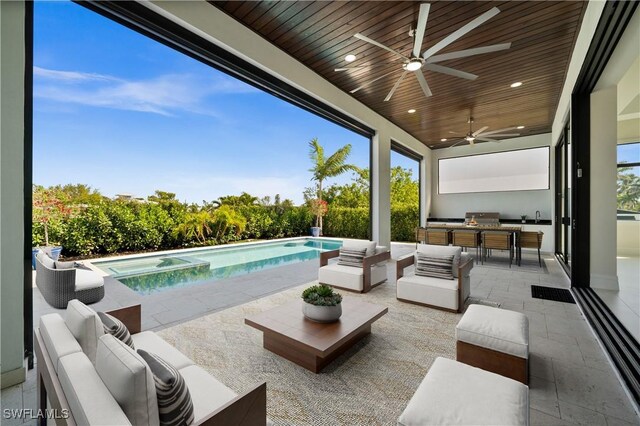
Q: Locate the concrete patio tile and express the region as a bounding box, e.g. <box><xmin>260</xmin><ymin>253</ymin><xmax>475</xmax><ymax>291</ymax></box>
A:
<box><xmin>531</xmin><ymin>353</ymin><xmax>555</xmax><ymax>382</ymax></box>
<box><xmin>554</xmin><ymin>360</ymin><xmax>639</xmax><ymax>423</ymax></box>
<box><xmin>530</xmin><ymin>376</ymin><xmax>561</xmax><ymax>417</ymax></box>
<box><xmin>530</xmin><ymin>408</ymin><xmax>573</xmax><ymax>425</ymax></box>
<box><xmin>530</xmin><ymin>335</ymin><xmax>585</xmax><ymax>365</ymax></box>
<box><xmin>559</xmin><ymin>400</ymin><xmax>608</xmax><ymax>425</ymax></box>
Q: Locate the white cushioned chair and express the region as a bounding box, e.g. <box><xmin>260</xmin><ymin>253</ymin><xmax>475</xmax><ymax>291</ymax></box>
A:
<box><xmin>318</xmin><ymin>239</ymin><xmax>390</xmax><ymax>293</ymax></box>
<box><xmin>396</xmin><ymin>244</ymin><xmax>473</xmax><ymax>313</ymax></box>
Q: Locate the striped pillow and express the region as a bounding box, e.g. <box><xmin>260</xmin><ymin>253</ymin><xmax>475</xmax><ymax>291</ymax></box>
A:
<box><xmin>138</xmin><ymin>350</ymin><xmax>194</xmax><ymax>426</ymax></box>
<box><xmin>338</xmin><ymin>247</ymin><xmax>367</xmax><ymax>267</ymax></box>
<box><xmin>98</xmin><ymin>312</ymin><xmax>135</xmax><ymax>349</ymax></box>
<box><xmin>415</xmin><ymin>253</ymin><xmax>455</xmax><ymax>280</ymax></box>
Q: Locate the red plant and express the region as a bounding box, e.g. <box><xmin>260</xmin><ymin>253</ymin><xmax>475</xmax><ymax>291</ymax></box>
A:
<box><xmin>309</xmin><ymin>198</ymin><xmax>328</xmax><ymax>227</ymax></box>
<box><xmin>33</xmin><ymin>187</ymin><xmax>73</xmax><ymax>246</ymax></box>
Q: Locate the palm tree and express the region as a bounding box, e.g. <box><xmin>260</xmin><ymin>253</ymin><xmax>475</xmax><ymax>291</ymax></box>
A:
<box><xmin>308</xmin><ymin>138</ymin><xmax>358</xmax><ymax>229</ymax></box>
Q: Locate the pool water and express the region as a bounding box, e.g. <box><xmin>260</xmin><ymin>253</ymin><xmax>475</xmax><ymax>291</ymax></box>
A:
<box><xmin>92</xmin><ymin>238</ymin><xmax>342</xmax><ymax>294</ymax></box>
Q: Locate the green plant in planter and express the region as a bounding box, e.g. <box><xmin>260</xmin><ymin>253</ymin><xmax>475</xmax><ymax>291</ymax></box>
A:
<box><xmin>302</xmin><ymin>284</ymin><xmax>342</xmax><ymax>306</ymax></box>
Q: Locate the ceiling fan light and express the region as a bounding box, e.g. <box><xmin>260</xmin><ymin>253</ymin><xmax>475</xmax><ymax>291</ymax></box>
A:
<box><xmin>345</xmin><ymin>54</ymin><xmax>357</xmax><ymax>62</ymax></box>
<box><xmin>465</xmin><ymin>136</ymin><xmax>475</xmax><ymax>142</ymax></box>
<box><xmin>406</xmin><ymin>60</ymin><xmax>423</xmax><ymax>71</ymax></box>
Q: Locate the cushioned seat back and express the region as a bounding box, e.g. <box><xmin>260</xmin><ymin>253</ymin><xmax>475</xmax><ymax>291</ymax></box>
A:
<box><xmin>416</xmin><ymin>244</ymin><xmax>462</xmax><ymax>277</ymax></box>
<box><xmin>65</xmin><ymin>299</ymin><xmax>104</xmax><ymax>364</ymax></box>
<box><xmin>95</xmin><ymin>334</ymin><xmax>159</xmax><ymax>426</ymax></box>
<box><xmin>341</xmin><ymin>239</ymin><xmax>377</xmax><ymax>256</ymax></box>
<box><xmin>39</xmin><ymin>314</ymin><xmax>83</xmax><ymax>373</ymax></box>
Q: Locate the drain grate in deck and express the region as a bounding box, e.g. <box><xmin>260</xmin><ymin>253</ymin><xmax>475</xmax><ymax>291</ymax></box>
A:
<box><xmin>531</xmin><ymin>285</ymin><xmax>575</xmax><ymax>304</ymax></box>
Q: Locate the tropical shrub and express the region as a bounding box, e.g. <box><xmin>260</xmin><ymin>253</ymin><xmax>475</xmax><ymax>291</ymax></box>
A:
<box><xmin>323</xmin><ymin>207</ymin><xmax>370</xmax><ymax>239</ymax></box>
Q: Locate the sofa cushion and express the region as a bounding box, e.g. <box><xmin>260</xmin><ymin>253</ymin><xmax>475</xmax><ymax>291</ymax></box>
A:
<box><xmin>59</xmin><ymin>352</ymin><xmax>132</xmax><ymax>426</ymax></box>
<box><xmin>341</xmin><ymin>239</ymin><xmax>376</xmax><ymax>256</ymax></box>
<box><xmin>95</xmin><ymin>334</ymin><xmax>159</xmax><ymax>426</ymax></box>
<box><xmin>132</xmin><ymin>331</ymin><xmax>194</xmax><ymax>371</ymax></box>
<box><xmin>398</xmin><ymin>357</ymin><xmax>528</xmax><ymax>426</ymax></box>
<box><xmin>337</xmin><ymin>247</ymin><xmax>366</xmax><ymax>267</ymax></box>
<box><xmin>39</xmin><ymin>314</ymin><xmax>82</xmax><ymax>373</ymax></box>
<box><xmin>179</xmin><ymin>365</ymin><xmax>237</xmax><ymax>424</ymax></box>
<box><xmin>417</xmin><ymin>244</ymin><xmax>463</xmax><ymax>278</ymax></box>
<box><xmin>415</xmin><ymin>254</ymin><xmax>454</xmax><ymax>280</ymax></box>
<box><xmin>397</xmin><ymin>274</ymin><xmax>459</xmax><ymax>310</ymax></box>
<box><xmin>98</xmin><ymin>312</ymin><xmax>135</xmax><ymax>349</ymax></box>
<box><xmin>38</xmin><ymin>251</ymin><xmax>55</xmax><ymax>269</ymax></box>
<box><xmin>456</xmin><ymin>305</ymin><xmax>529</xmax><ymax>358</ymax></box>
<box><xmin>55</xmin><ymin>260</ymin><xmax>75</xmax><ymax>270</ymax></box>
<box><xmin>75</xmin><ymin>269</ymin><xmax>104</xmax><ymax>291</ymax></box>
<box><xmin>138</xmin><ymin>350</ymin><xmax>194</xmax><ymax>426</ymax></box>
<box><xmin>65</xmin><ymin>299</ymin><xmax>104</xmax><ymax>364</ymax></box>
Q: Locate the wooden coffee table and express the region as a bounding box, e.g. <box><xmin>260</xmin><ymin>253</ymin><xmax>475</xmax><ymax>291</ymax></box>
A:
<box><xmin>245</xmin><ymin>297</ymin><xmax>388</xmax><ymax>373</ymax></box>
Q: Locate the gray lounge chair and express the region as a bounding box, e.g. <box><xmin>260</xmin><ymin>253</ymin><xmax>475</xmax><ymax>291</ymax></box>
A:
<box><xmin>35</xmin><ymin>252</ymin><xmax>105</xmax><ymax>308</ymax></box>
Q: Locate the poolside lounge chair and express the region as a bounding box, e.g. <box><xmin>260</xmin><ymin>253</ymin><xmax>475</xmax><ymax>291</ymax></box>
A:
<box><xmin>35</xmin><ymin>252</ymin><xmax>105</xmax><ymax>308</ymax></box>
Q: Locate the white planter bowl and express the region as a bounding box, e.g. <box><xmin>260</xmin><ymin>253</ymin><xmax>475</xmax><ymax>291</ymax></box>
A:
<box><xmin>302</xmin><ymin>302</ymin><xmax>342</xmax><ymax>323</ymax></box>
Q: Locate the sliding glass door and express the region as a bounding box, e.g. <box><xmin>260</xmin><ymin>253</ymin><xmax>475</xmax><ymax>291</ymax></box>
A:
<box><xmin>556</xmin><ymin>122</ymin><xmax>572</xmax><ymax>270</ymax></box>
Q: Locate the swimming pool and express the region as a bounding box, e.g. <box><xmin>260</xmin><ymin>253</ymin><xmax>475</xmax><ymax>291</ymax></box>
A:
<box><xmin>92</xmin><ymin>238</ymin><xmax>342</xmax><ymax>294</ymax></box>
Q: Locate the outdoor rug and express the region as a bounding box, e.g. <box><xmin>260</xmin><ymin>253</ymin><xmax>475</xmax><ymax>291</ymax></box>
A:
<box><xmin>158</xmin><ymin>280</ymin><xmax>470</xmax><ymax>425</ymax></box>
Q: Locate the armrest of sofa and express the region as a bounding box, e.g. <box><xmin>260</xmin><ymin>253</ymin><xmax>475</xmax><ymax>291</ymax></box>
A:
<box><xmin>458</xmin><ymin>257</ymin><xmax>473</xmax><ymax>277</ymax></box>
<box><xmin>106</xmin><ymin>304</ymin><xmax>142</xmax><ymax>335</ymax></box>
<box><xmin>197</xmin><ymin>382</ymin><xmax>267</xmax><ymax>426</ymax></box>
<box><xmin>362</xmin><ymin>250</ymin><xmax>391</xmax><ymax>292</ymax></box>
<box><xmin>396</xmin><ymin>254</ymin><xmax>415</xmax><ymax>280</ymax></box>
<box><xmin>456</xmin><ymin>257</ymin><xmax>474</xmax><ymax>313</ymax></box>
<box><xmin>320</xmin><ymin>249</ymin><xmax>340</xmax><ymax>267</ymax></box>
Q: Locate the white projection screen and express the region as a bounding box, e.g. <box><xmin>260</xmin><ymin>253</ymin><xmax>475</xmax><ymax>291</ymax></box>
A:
<box><xmin>439</xmin><ymin>147</ymin><xmax>550</xmax><ymax>194</ymax></box>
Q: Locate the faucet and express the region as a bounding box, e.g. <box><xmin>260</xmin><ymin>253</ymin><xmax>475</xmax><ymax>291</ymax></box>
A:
<box><xmin>535</xmin><ymin>211</ymin><xmax>541</xmax><ymax>223</ymax></box>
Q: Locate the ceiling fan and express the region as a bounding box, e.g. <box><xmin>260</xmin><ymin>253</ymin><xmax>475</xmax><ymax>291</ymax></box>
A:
<box><xmin>433</xmin><ymin>117</ymin><xmax>521</xmax><ymax>148</ymax></box>
<box><xmin>340</xmin><ymin>3</ymin><xmax>511</xmax><ymax>101</ymax></box>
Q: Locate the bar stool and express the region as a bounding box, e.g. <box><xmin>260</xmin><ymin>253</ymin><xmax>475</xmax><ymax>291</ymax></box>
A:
<box><xmin>425</xmin><ymin>228</ymin><xmax>451</xmax><ymax>246</ymax></box>
<box><xmin>519</xmin><ymin>231</ymin><xmax>544</xmax><ymax>266</ymax></box>
<box><xmin>481</xmin><ymin>231</ymin><xmax>513</xmax><ymax>267</ymax></box>
<box><xmin>452</xmin><ymin>229</ymin><xmax>480</xmax><ymax>262</ymax></box>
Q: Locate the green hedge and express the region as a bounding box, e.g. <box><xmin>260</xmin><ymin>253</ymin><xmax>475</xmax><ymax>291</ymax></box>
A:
<box><xmin>323</xmin><ymin>205</ymin><xmax>419</xmax><ymax>242</ymax></box>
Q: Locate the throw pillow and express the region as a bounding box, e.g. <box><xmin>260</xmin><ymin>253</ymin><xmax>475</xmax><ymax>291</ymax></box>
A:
<box><xmin>55</xmin><ymin>260</ymin><xmax>75</xmax><ymax>269</ymax></box>
<box><xmin>98</xmin><ymin>312</ymin><xmax>135</xmax><ymax>349</ymax></box>
<box><xmin>337</xmin><ymin>247</ymin><xmax>367</xmax><ymax>267</ymax></box>
<box><xmin>138</xmin><ymin>350</ymin><xmax>195</xmax><ymax>426</ymax></box>
<box><xmin>415</xmin><ymin>254</ymin><xmax>455</xmax><ymax>280</ymax></box>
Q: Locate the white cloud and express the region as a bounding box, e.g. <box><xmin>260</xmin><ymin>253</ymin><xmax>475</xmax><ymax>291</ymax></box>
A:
<box><xmin>33</xmin><ymin>66</ymin><xmax>258</xmax><ymax>116</ymax></box>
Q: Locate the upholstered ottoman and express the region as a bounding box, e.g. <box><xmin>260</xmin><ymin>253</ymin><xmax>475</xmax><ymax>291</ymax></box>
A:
<box><xmin>398</xmin><ymin>357</ymin><xmax>529</xmax><ymax>426</ymax></box>
<box><xmin>456</xmin><ymin>304</ymin><xmax>529</xmax><ymax>384</ymax></box>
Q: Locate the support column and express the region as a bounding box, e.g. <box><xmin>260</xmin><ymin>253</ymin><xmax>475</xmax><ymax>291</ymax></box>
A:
<box><xmin>371</xmin><ymin>130</ymin><xmax>391</xmax><ymax>247</ymax></box>
<box><xmin>1</xmin><ymin>0</ymin><xmax>27</xmax><ymax>388</ymax></box>
<box><xmin>589</xmin><ymin>86</ymin><xmax>618</xmax><ymax>290</ymax></box>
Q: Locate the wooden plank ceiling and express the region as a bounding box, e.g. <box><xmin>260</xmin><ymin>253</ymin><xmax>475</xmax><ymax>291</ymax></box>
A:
<box><xmin>210</xmin><ymin>1</ymin><xmax>587</xmax><ymax>149</ymax></box>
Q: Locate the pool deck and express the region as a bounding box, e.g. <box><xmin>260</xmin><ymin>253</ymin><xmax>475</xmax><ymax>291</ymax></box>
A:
<box><xmin>34</xmin><ymin>242</ymin><xmax>416</xmax><ymax>331</ymax></box>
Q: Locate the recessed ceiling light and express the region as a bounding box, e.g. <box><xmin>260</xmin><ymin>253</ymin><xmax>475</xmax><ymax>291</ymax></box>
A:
<box><xmin>408</xmin><ymin>109</ymin><xmax>416</xmax><ymax>114</ymax></box>
<box><xmin>517</xmin><ymin>125</ymin><xmax>525</xmax><ymax>129</ymax></box>
<box><xmin>510</xmin><ymin>82</ymin><xmax>523</xmax><ymax>88</ymax></box>
<box><xmin>441</xmin><ymin>138</ymin><xmax>447</xmax><ymax>142</ymax></box>
<box><xmin>345</xmin><ymin>54</ymin><xmax>357</xmax><ymax>62</ymax></box>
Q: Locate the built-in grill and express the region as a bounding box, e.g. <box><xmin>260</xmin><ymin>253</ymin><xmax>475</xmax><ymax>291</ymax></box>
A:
<box><xmin>464</xmin><ymin>212</ymin><xmax>500</xmax><ymax>226</ymax></box>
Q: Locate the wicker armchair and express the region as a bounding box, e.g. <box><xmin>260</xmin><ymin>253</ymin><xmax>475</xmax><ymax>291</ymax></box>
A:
<box><xmin>35</xmin><ymin>252</ymin><xmax>105</xmax><ymax>308</ymax></box>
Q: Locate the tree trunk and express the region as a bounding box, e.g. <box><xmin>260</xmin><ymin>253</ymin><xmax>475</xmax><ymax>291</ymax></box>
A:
<box><xmin>318</xmin><ymin>180</ymin><xmax>323</xmax><ymax>231</ymax></box>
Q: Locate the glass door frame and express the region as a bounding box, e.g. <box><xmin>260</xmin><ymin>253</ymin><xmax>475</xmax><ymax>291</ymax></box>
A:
<box><xmin>555</xmin><ymin>120</ymin><xmax>571</xmax><ymax>274</ymax></box>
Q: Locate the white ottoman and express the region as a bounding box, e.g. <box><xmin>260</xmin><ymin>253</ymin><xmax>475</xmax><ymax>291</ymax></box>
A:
<box><xmin>398</xmin><ymin>357</ymin><xmax>529</xmax><ymax>426</ymax></box>
<box><xmin>456</xmin><ymin>304</ymin><xmax>529</xmax><ymax>384</ymax></box>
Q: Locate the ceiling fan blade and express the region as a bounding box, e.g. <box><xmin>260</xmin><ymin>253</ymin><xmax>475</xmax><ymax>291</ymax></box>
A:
<box><xmin>476</xmin><ymin>137</ymin><xmax>499</xmax><ymax>142</ymax></box>
<box><xmin>472</xmin><ymin>126</ymin><xmax>489</xmax><ymax>137</ymax></box>
<box><xmin>422</xmin><ymin>7</ymin><xmax>500</xmax><ymax>59</ymax></box>
<box><xmin>426</xmin><ymin>43</ymin><xmax>511</xmax><ymax>64</ymax></box>
<box><xmin>414</xmin><ymin>71</ymin><xmax>433</xmax><ymax>97</ymax></box>
<box><xmin>480</xmin><ymin>127</ymin><xmax>518</xmax><ymax>136</ymax></box>
<box><xmin>424</xmin><ymin>64</ymin><xmax>478</xmax><ymax>80</ymax></box>
<box><xmin>384</xmin><ymin>71</ymin><xmax>408</xmax><ymax>102</ymax></box>
<box><xmin>354</xmin><ymin>33</ymin><xmax>409</xmax><ymax>61</ymax></box>
<box><xmin>486</xmin><ymin>133</ymin><xmax>520</xmax><ymax>138</ymax></box>
<box><xmin>349</xmin><ymin>69</ymin><xmax>400</xmax><ymax>94</ymax></box>
<box><xmin>412</xmin><ymin>3</ymin><xmax>430</xmax><ymax>58</ymax></box>
<box><xmin>446</xmin><ymin>140</ymin><xmax>469</xmax><ymax>149</ymax></box>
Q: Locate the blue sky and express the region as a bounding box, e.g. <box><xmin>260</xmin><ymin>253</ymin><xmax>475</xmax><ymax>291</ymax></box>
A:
<box><xmin>33</xmin><ymin>1</ymin><xmax>418</xmax><ymax>205</ymax></box>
